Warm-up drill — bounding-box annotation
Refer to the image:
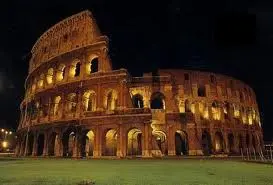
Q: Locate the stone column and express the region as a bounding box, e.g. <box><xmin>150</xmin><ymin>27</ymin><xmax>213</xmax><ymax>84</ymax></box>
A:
<box><xmin>117</xmin><ymin>124</ymin><xmax>126</xmax><ymax>158</ymax></box>
<box><xmin>233</xmin><ymin>133</ymin><xmax>240</xmax><ymax>154</ymax></box>
<box><xmin>72</xmin><ymin>132</ymin><xmax>80</xmax><ymax>158</ymax></box>
<box><xmin>56</xmin><ymin>133</ymin><xmax>63</xmax><ymax>157</ymax></box>
<box><xmin>43</xmin><ymin>133</ymin><xmax>49</xmax><ymax>157</ymax></box>
<box><xmin>223</xmin><ymin>132</ymin><xmax>229</xmax><ymax>154</ymax></box>
<box><xmin>93</xmin><ymin>125</ymin><xmax>101</xmax><ymax>158</ymax></box>
<box><xmin>187</xmin><ymin>123</ymin><xmax>203</xmax><ymax>155</ymax></box>
<box><xmin>32</xmin><ymin>134</ymin><xmax>38</xmax><ymax>156</ymax></box>
<box><xmin>167</xmin><ymin>124</ymin><xmax>175</xmax><ymax>156</ymax></box>
<box><xmin>142</xmin><ymin>122</ymin><xmax>152</xmax><ymax>157</ymax></box>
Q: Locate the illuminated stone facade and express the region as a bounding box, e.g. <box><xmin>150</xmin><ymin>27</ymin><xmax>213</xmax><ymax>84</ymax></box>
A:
<box><xmin>16</xmin><ymin>10</ymin><xmax>263</xmax><ymax>158</ymax></box>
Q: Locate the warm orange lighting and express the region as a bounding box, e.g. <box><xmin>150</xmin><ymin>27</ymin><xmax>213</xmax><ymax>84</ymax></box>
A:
<box><xmin>1</xmin><ymin>129</ymin><xmax>4</xmax><ymax>132</ymax></box>
<box><xmin>9</xmin><ymin>131</ymin><xmax>12</xmax><ymax>135</ymax></box>
<box><xmin>2</xmin><ymin>141</ymin><xmax>8</xmax><ymax>148</ymax></box>
<box><xmin>5</xmin><ymin>131</ymin><xmax>8</xmax><ymax>134</ymax></box>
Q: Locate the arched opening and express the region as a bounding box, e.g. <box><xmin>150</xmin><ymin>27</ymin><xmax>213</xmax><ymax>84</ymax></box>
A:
<box><xmin>228</xmin><ymin>133</ymin><xmax>235</xmax><ymax>154</ymax></box>
<box><xmin>212</xmin><ymin>101</ymin><xmax>221</xmax><ymax>120</ymax></box>
<box><xmin>202</xmin><ymin>131</ymin><xmax>212</xmax><ymax>155</ymax></box>
<box><xmin>90</xmin><ymin>58</ymin><xmax>99</xmax><ymax>73</ymax></box>
<box><xmin>53</xmin><ymin>96</ymin><xmax>61</xmax><ymax>116</ymax></box>
<box><xmin>74</xmin><ymin>62</ymin><xmax>81</xmax><ymax>77</ymax></box>
<box><xmin>105</xmin><ymin>90</ymin><xmax>118</xmax><ymax>111</ymax></box>
<box><xmin>210</xmin><ymin>75</ymin><xmax>216</xmax><ymax>84</ymax></box>
<box><xmin>175</xmin><ymin>131</ymin><xmax>188</xmax><ymax>155</ymax></box>
<box><xmin>62</xmin><ymin>129</ymin><xmax>76</xmax><ymax>157</ymax></box>
<box><xmin>150</xmin><ymin>92</ymin><xmax>165</xmax><ymax>109</ymax></box>
<box><xmin>127</xmin><ymin>128</ymin><xmax>142</xmax><ymax>156</ymax></box>
<box><xmin>214</xmin><ymin>132</ymin><xmax>224</xmax><ymax>153</ymax></box>
<box><xmin>37</xmin><ymin>134</ymin><xmax>45</xmax><ymax>156</ymax></box>
<box><xmin>56</xmin><ymin>64</ymin><xmax>66</xmax><ymax>82</ymax></box>
<box><xmin>38</xmin><ymin>74</ymin><xmax>44</xmax><ymax>88</ymax></box>
<box><xmin>152</xmin><ymin>130</ymin><xmax>167</xmax><ymax>155</ymax></box>
<box><xmin>185</xmin><ymin>99</ymin><xmax>191</xmax><ymax>112</ymax></box>
<box><xmin>46</xmin><ymin>68</ymin><xmax>54</xmax><ymax>85</ymax></box>
<box><xmin>82</xmin><ymin>90</ymin><xmax>96</xmax><ymax>111</ymax></box>
<box><xmin>66</xmin><ymin>93</ymin><xmax>77</xmax><ymax>113</ymax></box>
<box><xmin>103</xmin><ymin>129</ymin><xmax>117</xmax><ymax>156</ymax></box>
<box><xmin>132</xmin><ymin>94</ymin><xmax>144</xmax><ymax>108</ymax></box>
<box><xmin>48</xmin><ymin>132</ymin><xmax>59</xmax><ymax>156</ymax></box>
<box><xmin>197</xmin><ymin>85</ymin><xmax>206</xmax><ymax>97</ymax></box>
<box><xmin>82</xmin><ymin>130</ymin><xmax>94</xmax><ymax>157</ymax></box>
<box><xmin>27</xmin><ymin>132</ymin><xmax>34</xmax><ymax>156</ymax></box>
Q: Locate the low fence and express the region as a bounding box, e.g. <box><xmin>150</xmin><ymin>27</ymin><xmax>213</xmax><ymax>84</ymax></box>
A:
<box><xmin>240</xmin><ymin>147</ymin><xmax>273</xmax><ymax>164</ymax></box>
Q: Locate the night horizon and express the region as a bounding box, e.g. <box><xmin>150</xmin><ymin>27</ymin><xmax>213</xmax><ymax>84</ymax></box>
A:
<box><xmin>0</xmin><ymin>1</ymin><xmax>272</xmax><ymax>142</ymax></box>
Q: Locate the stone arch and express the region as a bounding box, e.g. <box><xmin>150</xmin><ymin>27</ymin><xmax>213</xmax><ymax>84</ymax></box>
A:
<box><xmin>48</xmin><ymin>132</ymin><xmax>59</xmax><ymax>156</ymax></box>
<box><xmin>86</xmin><ymin>55</ymin><xmax>99</xmax><ymax>74</ymax></box>
<box><xmin>37</xmin><ymin>133</ymin><xmax>45</xmax><ymax>156</ymax></box>
<box><xmin>103</xmin><ymin>128</ymin><xmax>117</xmax><ymax>156</ymax></box>
<box><xmin>152</xmin><ymin>130</ymin><xmax>167</xmax><ymax>155</ymax></box>
<box><xmin>127</xmin><ymin>128</ymin><xmax>142</xmax><ymax>156</ymax></box>
<box><xmin>104</xmin><ymin>89</ymin><xmax>118</xmax><ymax>111</ymax></box>
<box><xmin>132</xmin><ymin>94</ymin><xmax>144</xmax><ymax>108</ymax></box>
<box><xmin>185</xmin><ymin>99</ymin><xmax>191</xmax><ymax>112</ymax></box>
<box><xmin>228</xmin><ymin>133</ymin><xmax>235</xmax><ymax>154</ymax></box>
<box><xmin>53</xmin><ymin>96</ymin><xmax>61</xmax><ymax>116</ymax></box>
<box><xmin>202</xmin><ymin>131</ymin><xmax>212</xmax><ymax>155</ymax></box>
<box><xmin>46</xmin><ymin>68</ymin><xmax>54</xmax><ymax>85</ymax></box>
<box><xmin>175</xmin><ymin>130</ymin><xmax>188</xmax><ymax>155</ymax></box>
<box><xmin>66</xmin><ymin>93</ymin><xmax>77</xmax><ymax>113</ymax></box>
<box><xmin>212</xmin><ymin>101</ymin><xmax>221</xmax><ymax>120</ymax></box>
<box><xmin>150</xmin><ymin>92</ymin><xmax>165</xmax><ymax>109</ymax></box>
<box><xmin>210</xmin><ymin>74</ymin><xmax>216</xmax><ymax>84</ymax></box>
<box><xmin>79</xmin><ymin>129</ymin><xmax>95</xmax><ymax>157</ymax></box>
<box><xmin>82</xmin><ymin>90</ymin><xmax>96</xmax><ymax>111</ymax></box>
<box><xmin>239</xmin><ymin>91</ymin><xmax>244</xmax><ymax>103</ymax></box>
<box><xmin>214</xmin><ymin>131</ymin><xmax>224</xmax><ymax>153</ymax></box>
<box><xmin>69</xmin><ymin>59</ymin><xmax>81</xmax><ymax>78</ymax></box>
<box><xmin>85</xmin><ymin>130</ymin><xmax>95</xmax><ymax>157</ymax></box>
<box><xmin>62</xmin><ymin>128</ymin><xmax>77</xmax><ymax>157</ymax></box>
<box><xmin>90</xmin><ymin>57</ymin><xmax>99</xmax><ymax>73</ymax></box>
<box><xmin>197</xmin><ymin>85</ymin><xmax>206</xmax><ymax>97</ymax></box>
<box><xmin>56</xmin><ymin>64</ymin><xmax>66</xmax><ymax>82</ymax></box>
<box><xmin>38</xmin><ymin>73</ymin><xmax>45</xmax><ymax>88</ymax></box>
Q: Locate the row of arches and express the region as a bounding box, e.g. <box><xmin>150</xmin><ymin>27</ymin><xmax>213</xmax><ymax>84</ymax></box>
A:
<box><xmin>28</xmin><ymin>57</ymin><xmax>99</xmax><ymax>95</ymax></box>
<box><xmin>18</xmin><ymin>127</ymin><xmax>262</xmax><ymax>157</ymax></box>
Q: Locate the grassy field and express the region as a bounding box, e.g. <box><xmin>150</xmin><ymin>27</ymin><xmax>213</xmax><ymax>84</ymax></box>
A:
<box><xmin>0</xmin><ymin>158</ymin><xmax>272</xmax><ymax>185</ymax></box>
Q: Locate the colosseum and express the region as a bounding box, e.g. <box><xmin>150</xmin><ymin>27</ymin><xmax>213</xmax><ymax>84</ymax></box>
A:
<box><xmin>16</xmin><ymin>10</ymin><xmax>263</xmax><ymax>158</ymax></box>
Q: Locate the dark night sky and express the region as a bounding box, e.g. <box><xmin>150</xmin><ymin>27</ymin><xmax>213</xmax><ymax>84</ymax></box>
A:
<box><xmin>0</xmin><ymin>0</ymin><xmax>272</xmax><ymax>141</ymax></box>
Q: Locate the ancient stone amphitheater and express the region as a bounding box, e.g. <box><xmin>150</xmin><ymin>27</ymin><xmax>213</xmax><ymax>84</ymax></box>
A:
<box><xmin>16</xmin><ymin>10</ymin><xmax>263</xmax><ymax>158</ymax></box>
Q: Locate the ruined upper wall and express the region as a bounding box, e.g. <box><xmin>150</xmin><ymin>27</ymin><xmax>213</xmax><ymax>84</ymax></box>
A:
<box><xmin>29</xmin><ymin>10</ymin><xmax>103</xmax><ymax>74</ymax></box>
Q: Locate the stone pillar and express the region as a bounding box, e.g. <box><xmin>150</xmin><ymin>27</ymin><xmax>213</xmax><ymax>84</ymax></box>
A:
<box><xmin>32</xmin><ymin>134</ymin><xmax>38</xmax><ymax>156</ymax></box>
<box><xmin>117</xmin><ymin>124</ymin><xmax>126</xmax><ymax>158</ymax></box>
<box><xmin>76</xmin><ymin>91</ymin><xmax>82</xmax><ymax>117</ymax></box>
<box><xmin>167</xmin><ymin>124</ymin><xmax>175</xmax><ymax>156</ymax></box>
<box><xmin>72</xmin><ymin>133</ymin><xmax>80</xmax><ymax>158</ymax></box>
<box><xmin>223</xmin><ymin>132</ymin><xmax>229</xmax><ymax>154</ymax></box>
<box><xmin>142</xmin><ymin>122</ymin><xmax>152</xmax><ymax>157</ymax></box>
<box><xmin>93</xmin><ymin>125</ymin><xmax>101</xmax><ymax>158</ymax></box>
<box><xmin>56</xmin><ymin>133</ymin><xmax>63</xmax><ymax>157</ymax></box>
<box><xmin>43</xmin><ymin>133</ymin><xmax>49</xmax><ymax>157</ymax></box>
<box><xmin>187</xmin><ymin>123</ymin><xmax>203</xmax><ymax>155</ymax></box>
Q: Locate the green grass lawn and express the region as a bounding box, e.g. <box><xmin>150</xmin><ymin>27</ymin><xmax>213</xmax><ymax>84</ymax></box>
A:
<box><xmin>0</xmin><ymin>158</ymin><xmax>272</xmax><ymax>185</ymax></box>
